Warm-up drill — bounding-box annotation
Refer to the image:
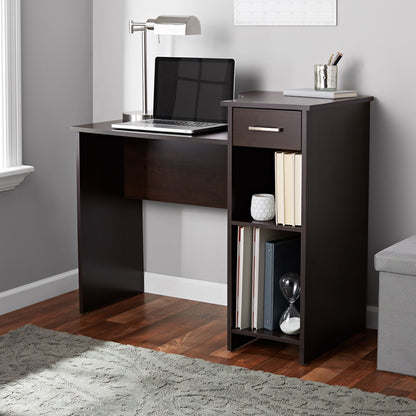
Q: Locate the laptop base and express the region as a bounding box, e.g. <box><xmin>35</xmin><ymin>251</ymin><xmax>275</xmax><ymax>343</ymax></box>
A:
<box><xmin>111</xmin><ymin>120</ymin><xmax>227</xmax><ymax>135</ymax></box>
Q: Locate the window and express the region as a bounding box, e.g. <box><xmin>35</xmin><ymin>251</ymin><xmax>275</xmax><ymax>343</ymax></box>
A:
<box><xmin>0</xmin><ymin>0</ymin><xmax>33</xmax><ymax>192</ymax></box>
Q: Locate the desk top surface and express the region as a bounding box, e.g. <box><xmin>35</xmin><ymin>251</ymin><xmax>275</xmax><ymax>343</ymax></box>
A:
<box><xmin>72</xmin><ymin>120</ymin><xmax>228</xmax><ymax>146</ymax></box>
<box><xmin>222</xmin><ymin>91</ymin><xmax>374</xmax><ymax>111</ymax></box>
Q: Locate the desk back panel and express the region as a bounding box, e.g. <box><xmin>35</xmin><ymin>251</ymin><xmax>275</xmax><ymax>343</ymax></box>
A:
<box><xmin>124</xmin><ymin>139</ymin><xmax>227</xmax><ymax>209</ymax></box>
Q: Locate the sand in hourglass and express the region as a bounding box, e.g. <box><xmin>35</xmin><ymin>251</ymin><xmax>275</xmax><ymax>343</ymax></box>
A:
<box><xmin>280</xmin><ymin>317</ymin><xmax>300</xmax><ymax>335</ymax></box>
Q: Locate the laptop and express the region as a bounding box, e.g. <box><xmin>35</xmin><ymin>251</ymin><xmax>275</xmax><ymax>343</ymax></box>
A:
<box><xmin>112</xmin><ymin>57</ymin><xmax>235</xmax><ymax>134</ymax></box>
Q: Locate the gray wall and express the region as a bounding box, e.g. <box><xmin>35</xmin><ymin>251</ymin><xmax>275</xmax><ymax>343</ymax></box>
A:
<box><xmin>3</xmin><ymin>0</ymin><xmax>415</xmax><ymax>311</ymax></box>
<box><xmin>0</xmin><ymin>0</ymin><xmax>92</xmax><ymax>291</ymax></box>
<box><xmin>93</xmin><ymin>0</ymin><xmax>416</xmax><ymax>307</ymax></box>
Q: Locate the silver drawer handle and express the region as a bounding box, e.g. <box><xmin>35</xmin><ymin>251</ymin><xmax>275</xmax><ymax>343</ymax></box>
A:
<box><xmin>248</xmin><ymin>126</ymin><xmax>284</xmax><ymax>133</ymax></box>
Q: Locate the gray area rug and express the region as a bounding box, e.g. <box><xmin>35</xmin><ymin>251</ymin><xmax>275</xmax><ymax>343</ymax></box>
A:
<box><xmin>0</xmin><ymin>325</ymin><xmax>415</xmax><ymax>415</ymax></box>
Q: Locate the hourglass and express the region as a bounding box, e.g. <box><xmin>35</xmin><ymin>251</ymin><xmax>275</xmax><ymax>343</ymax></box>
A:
<box><xmin>279</xmin><ymin>273</ymin><xmax>301</xmax><ymax>335</ymax></box>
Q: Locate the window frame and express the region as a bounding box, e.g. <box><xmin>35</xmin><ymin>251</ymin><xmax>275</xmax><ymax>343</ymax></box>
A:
<box><xmin>0</xmin><ymin>0</ymin><xmax>33</xmax><ymax>192</ymax></box>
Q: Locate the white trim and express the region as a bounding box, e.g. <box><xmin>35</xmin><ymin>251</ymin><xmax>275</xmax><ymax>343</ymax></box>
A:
<box><xmin>1</xmin><ymin>0</ymin><xmax>21</xmax><ymax>167</ymax></box>
<box><xmin>144</xmin><ymin>272</ymin><xmax>227</xmax><ymax>306</ymax></box>
<box><xmin>0</xmin><ymin>269</ymin><xmax>78</xmax><ymax>315</ymax></box>
<box><xmin>0</xmin><ymin>165</ymin><xmax>34</xmax><ymax>191</ymax></box>
<box><xmin>366</xmin><ymin>305</ymin><xmax>378</xmax><ymax>330</ymax></box>
<box><xmin>0</xmin><ymin>268</ymin><xmax>378</xmax><ymax>329</ymax></box>
<box><xmin>0</xmin><ymin>0</ymin><xmax>33</xmax><ymax>191</ymax></box>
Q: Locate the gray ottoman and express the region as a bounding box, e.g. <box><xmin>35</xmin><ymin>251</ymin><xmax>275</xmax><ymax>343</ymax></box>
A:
<box><xmin>374</xmin><ymin>234</ymin><xmax>416</xmax><ymax>376</ymax></box>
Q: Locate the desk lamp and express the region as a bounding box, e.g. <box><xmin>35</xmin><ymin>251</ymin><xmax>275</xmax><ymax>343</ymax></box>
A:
<box><xmin>123</xmin><ymin>15</ymin><xmax>201</xmax><ymax>122</ymax></box>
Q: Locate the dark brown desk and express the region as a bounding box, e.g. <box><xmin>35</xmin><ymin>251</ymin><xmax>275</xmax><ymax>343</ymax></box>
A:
<box><xmin>73</xmin><ymin>91</ymin><xmax>373</xmax><ymax>363</ymax></box>
<box><xmin>73</xmin><ymin>121</ymin><xmax>228</xmax><ymax>313</ymax></box>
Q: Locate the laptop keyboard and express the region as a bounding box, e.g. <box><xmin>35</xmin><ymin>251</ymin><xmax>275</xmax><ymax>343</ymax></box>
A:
<box><xmin>147</xmin><ymin>119</ymin><xmax>216</xmax><ymax>127</ymax></box>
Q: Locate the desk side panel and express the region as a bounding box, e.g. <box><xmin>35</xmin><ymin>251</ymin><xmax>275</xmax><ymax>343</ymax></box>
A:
<box><xmin>301</xmin><ymin>102</ymin><xmax>370</xmax><ymax>363</ymax></box>
<box><xmin>77</xmin><ymin>133</ymin><xmax>143</xmax><ymax>313</ymax></box>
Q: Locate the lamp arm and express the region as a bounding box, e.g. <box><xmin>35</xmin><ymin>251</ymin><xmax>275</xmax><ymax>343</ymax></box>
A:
<box><xmin>129</xmin><ymin>19</ymin><xmax>156</xmax><ymax>33</ymax></box>
<box><xmin>141</xmin><ymin>28</ymin><xmax>148</xmax><ymax>116</ymax></box>
<box><xmin>129</xmin><ymin>20</ymin><xmax>145</xmax><ymax>33</ymax></box>
<box><xmin>128</xmin><ymin>20</ymin><xmax>150</xmax><ymax>117</ymax></box>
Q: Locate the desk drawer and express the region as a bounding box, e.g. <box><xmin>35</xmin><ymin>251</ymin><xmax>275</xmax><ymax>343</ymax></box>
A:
<box><xmin>233</xmin><ymin>108</ymin><xmax>301</xmax><ymax>150</ymax></box>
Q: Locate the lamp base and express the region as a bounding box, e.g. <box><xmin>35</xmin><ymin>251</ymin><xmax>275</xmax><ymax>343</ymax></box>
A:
<box><xmin>122</xmin><ymin>111</ymin><xmax>153</xmax><ymax>122</ymax></box>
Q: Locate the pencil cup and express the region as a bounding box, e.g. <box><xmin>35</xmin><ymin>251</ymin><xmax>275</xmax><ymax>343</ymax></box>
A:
<box><xmin>314</xmin><ymin>64</ymin><xmax>337</xmax><ymax>91</ymax></box>
<box><xmin>250</xmin><ymin>194</ymin><xmax>275</xmax><ymax>221</ymax></box>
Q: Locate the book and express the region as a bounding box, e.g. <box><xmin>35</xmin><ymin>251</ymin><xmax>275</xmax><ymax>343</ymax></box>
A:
<box><xmin>275</xmin><ymin>152</ymin><xmax>285</xmax><ymax>225</ymax></box>
<box><xmin>283</xmin><ymin>88</ymin><xmax>358</xmax><ymax>99</ymax></box>
<box><xmin>284</xmin><ymin>152</ymin><xmax>295</xmax><ymax>226</ymax></box>
<box><xmin>263</xmin><ymin>236</ymin><xmax>301</xmax><ymax>331</ymax></box>
<box><xmin>236</xmin><ymin>226</ymin><xmax>253</xmax><ymax>329</ymax></box>
<box><xmin>251</xmin><ymin>228</ymin><xmax>282</xmax><ymax>329</ymax></box>
<box><xmin>294</xmin><ymin>153</ymin><xmax>302</xmax><ymax>226</ymax></box>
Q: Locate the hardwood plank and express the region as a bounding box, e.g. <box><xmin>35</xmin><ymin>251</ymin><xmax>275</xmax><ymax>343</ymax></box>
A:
<box><xmin>327</xmin><ymin>359</ymin><xmax>376</xmax><ymax>388</ymax></box>
<box><xmin>301</xmin><ymin>354</ymin><xmax>358</xmax><ymax>384</ymax></box>
<box><xmin>408</xmin><ymin>390</ymin><xmax>416</xmax><ymax>401</ymax></box>
<box><xmin>107</xmin><ymin>296</ymin><xmax>182</xmax><ymax>324</ymax></box>
<box><xmin>301</xmin><ymin>332</ymin><xmax>378</xmax><ymax>384</ymax></box>
<box><xmin>157</xmin><ymin>318</ymin><xmax>225</xmax><ymax>356</ymax></box>
<box><xmin>211</xmin><ymin>346</ymin><xmax>241</xmax><ymax>359</ymax></box>
<box><xmin>115</xmin><ymin>301</ymin><xmax>223</xmax><ymax>349</ymax></box>
<box><xmin>390</xmin><ymin>376</ymin><xmax>416</xmax><ymax>394</ymax></box>
<box><xmin>251</xmin><ymin>355</ymin><xmax>291</xmax><ymax>374</ymax></box>
<box><xmin>353</xmin><ymin>370</ymin><xmax>402</xmax><ymax>393</ymax></box>
<box><xmin>276</xmin><ymin>360</ymin><xmax>315</xmax><ymax>379</ymax></box>
<box><xmin>381</xmin><ymin>388</ymin><xmax>411</xmax><ymax>398</ymax></box>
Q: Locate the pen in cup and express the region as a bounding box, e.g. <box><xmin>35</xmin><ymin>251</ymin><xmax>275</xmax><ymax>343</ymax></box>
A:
<box><xmin>332</xmin><ymin>52</ymin><xmax>343</xmax><ymax>65</ymax></box>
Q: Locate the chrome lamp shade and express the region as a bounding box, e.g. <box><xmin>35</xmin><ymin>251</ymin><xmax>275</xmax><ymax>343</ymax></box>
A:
<box><xmin>151</xmin><ymin>16</ymin><xmax>201</xmax><ymax>36</ymax></box>
<box><xmin>123</xmin><ymin>15</ymin><xmax>201</xmax><ymax>122</ymax></box>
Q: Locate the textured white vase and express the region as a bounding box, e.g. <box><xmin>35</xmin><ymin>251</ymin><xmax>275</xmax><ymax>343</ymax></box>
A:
<box><xmin>250</xmin><ymin>194</ymin><xmax>275</xmax><ymax>221</ymax></box>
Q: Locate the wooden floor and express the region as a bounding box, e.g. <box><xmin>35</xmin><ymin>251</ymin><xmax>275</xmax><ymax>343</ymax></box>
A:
<box><xmin>1</xmin><ymin>290</ymin><xmax>416</xmax><ymax>400</ymax></box>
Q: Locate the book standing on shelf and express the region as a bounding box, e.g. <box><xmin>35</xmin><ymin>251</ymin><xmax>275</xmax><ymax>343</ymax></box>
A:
<box><xmin>294</xmin><ymin>153</ymin><xmax>302</xmax><ymax>226</ymax></box>
<box><xmin>275</xmin><ymin>151</ymin><xmax>302</xmax><ymax>227</ymax></box>
<box><xmin>275</xmin><ymin>152</ymin><xmax>285</xmax><ymax>225</ymax></box>
<box><xmin>236</xmin><ymin>226</ymin><xmax>253</xmax><ymax>329</ymax></box>
<box><xmin>251</xmin><ymin>228</ymin><xmax>283</xmax><ymax>329</ymax></box>
<box><xmin>284</xmin><ymin>152</ymin><xmax>295</xmax><ymax>226</ymax></box>
<box><xmin>263</xmin><ymin>236</ymin><xmax>301</xmax><ymax>331</ymax></box>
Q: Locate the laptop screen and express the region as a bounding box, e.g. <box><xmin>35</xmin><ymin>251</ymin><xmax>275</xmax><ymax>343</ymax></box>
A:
<box><xmin>153</xmin><ymin>57</ymin><xmax>235</xmax><ymax>123</ymax></box>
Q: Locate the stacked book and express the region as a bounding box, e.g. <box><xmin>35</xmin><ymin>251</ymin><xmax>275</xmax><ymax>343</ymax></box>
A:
<box><xmin>283</xmin><ymin>88</ymin><xmax>358</xmax><ymax>100</ymax></box>
<box><xmin>275</xmin><ymin>152</ymin><xmax>302</xmax><ymax>227</ymax></box>
<box><xmin>235</xmin><ymin>226</ymin><xmax>300</xmax><ymax>331</ymax></box>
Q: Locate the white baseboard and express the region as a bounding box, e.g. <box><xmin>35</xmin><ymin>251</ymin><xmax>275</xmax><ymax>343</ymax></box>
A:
<box><xmin>144</xmin><ymin>272</ymin><xmax>227</xmax><ymax>306</ymax></box>
<box><xmin>0</xmin><ymin>269</ymin><xmax>79</xmax><ymax>316</ymax></box>
<box><xmin>145</xmin><ymin>273</ymin><xmax>379</xmax><ymax>328</ymax></box>
<box><xmin>366</xmin><ymin>305</ymin><xmax>379</xmax><ymax>330</ymax></box>
<box><xmin>0</xmin><ymin>270</ymin><xmax>227</xmax><ymax>316</ymax></box>
<box><xmin>0</xmin><ymin>268</ymin><xmax>378</xmax><ymax>330</ymax></box>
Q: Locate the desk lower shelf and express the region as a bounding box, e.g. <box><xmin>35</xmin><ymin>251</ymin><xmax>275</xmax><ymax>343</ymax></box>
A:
<box><xmin>231</xmin><ymin>328</ymin><xmax>300</xmax><ymax>346</ymax></box>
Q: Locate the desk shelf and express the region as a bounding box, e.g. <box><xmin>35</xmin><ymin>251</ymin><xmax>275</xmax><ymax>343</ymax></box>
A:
<box><xmin>223</xmin><ymin>92</ymin><xmax>373</xmax><ymax>364</ymax></box>
<box><xmin>231</xmin><ymin>219</ymin><xmax>301</xmax><ymax>233</ymax></box>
